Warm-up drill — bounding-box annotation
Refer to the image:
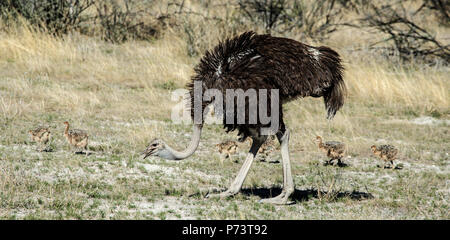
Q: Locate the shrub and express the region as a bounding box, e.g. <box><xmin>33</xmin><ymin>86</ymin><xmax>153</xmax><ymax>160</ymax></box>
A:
<box><xmin>0</xmin><ymin>0</ymin><xmax>94</xmax><ymax>35</ymax></box>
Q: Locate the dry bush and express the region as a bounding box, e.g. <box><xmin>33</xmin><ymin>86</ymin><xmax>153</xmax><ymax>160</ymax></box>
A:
<box><xmin>238</xmin><ymin>0</ymin><xmax>296</xmax><ymax>34</ymax></box>
<box><xmin>0</xmin><ymin>0</ymin><xmax>162</xmax><ymax>43</ymax></box>
<box><xmin>0</xmin><ymin>0</ymin><xmax>94</xmax><ymax>35</ymax></box>
<box><xmin>154</xmin><ymin>1</ymin><xmax>242</xmax><ymax>57</ymax></box>
<box><xmin>93</xmin><ymin>0</ymin><xmax>161</xmax><ymax>43</ymax></box>
<box><xmin>421</xmin><ymin>0</ymin><xmax>450</xmax><ymax>25</ymax></box>
<box><xmin>237</xmin><ymin>0</ymin><xmax>364</xmax><ymax>40</ymax></box>
<box><xmin>357</xmin><ymin>0</ymin><xmax>449</xmax><ymax>64</ymax></box>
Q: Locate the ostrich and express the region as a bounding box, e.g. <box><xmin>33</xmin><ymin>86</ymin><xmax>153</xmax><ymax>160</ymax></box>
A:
<box><xmin>29</xmin><ymin>126</ymin><xmax>51</xmax><ymax>152</ymax></box>
<box><xmin>216</xmin><ymin>140</ymin><xmax>239</xmax><ymax>163</ymax></box>
<box><xmin>315</xmin><ymin>136</ymin><xmax>346</xmax><ymax>166</ymax></box>
<box><xmin>143</xmin><ymin>31</ymin><xmax>346</xmax><ymax>205</ymax></box>
<box><xmin>63</xmin><ymin>121</ymin><xmax>89</xmax><ymax>154</ymax></box>
<box><xmin>371</xmin><ymin>144</ymin><xmax>398</xmax><ymax>169</ymax></box>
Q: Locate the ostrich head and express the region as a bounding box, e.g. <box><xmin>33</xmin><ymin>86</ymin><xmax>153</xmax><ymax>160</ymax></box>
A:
<box><xmin>63</xmin><ymin>121</ymin><xmax>70</xmax><ymax>137</ymax></box>
<box><xmin>315</xmin><ymin>136</ymin><xmax>323</xmax><ymax>144</ymax></box>
<box><xmin>370</xmin><ymin>145</ymin><xmax>378</xmax><ymax>154</ymax></box>
<box><xmin>28</xmin><ymin>130</ymin><xmax>35</xmax><ymax>140</ymax></box>
<box><xmin>142</xmin><ymin>139</ymin><xmax>167</xmax><ymax>159</ymax></box>
<box><xmin>142</xmin><ymin>124</ymin><xmax>203</xmax><ymax>161</ymax></box>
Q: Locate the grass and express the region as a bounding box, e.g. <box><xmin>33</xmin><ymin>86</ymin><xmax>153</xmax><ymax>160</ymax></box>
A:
<box><xmin>0</xmin><ymin>3</ymin><xmax>449</xmax><ymax>219</ymax></box>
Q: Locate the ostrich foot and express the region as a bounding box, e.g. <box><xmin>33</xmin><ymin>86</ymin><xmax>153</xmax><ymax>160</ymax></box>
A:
<box><xmin>383</xmin><ymin>164</ymin><xmax>393</xmax><ymax>169</ymax></box>
<box><xmin>36</xmin><ymin>145</ymin><xmax>43</xmax><ymax>152</ymax></box>
<box><xmin>259</xmin><ymin>193</ymin><xmax>294</xmax><ymax>205</ymax></box>
<box><xmin>394</xmin><ymin>163</ymin><xmax>403</xmax><ymax>170</ymax></box>
<box><xmin>259</xmin><ymin>198</ymin><xmax>294</xmax><ymax>205</ymax></box>
<box><xmin>323</xmin><ymin>160</ymin><xmax>332</xmax><ymax>166</ymax></box>
<box><xmin>335</xmin><ymin>159</ymin><xmax>347</xmax><ymax>168</ymax></box>
<box><xmin>259</xmin><ymin>189</ymin><xmax>294</xmax><ymax>205</ymax></box>
<box><xmin>206</xmin><ymin>189</ymin><xmax>238</xmax><ymax>199</ymax></box>
<box><xmin>42</xmin><ymin>146</ymin><xmax>51</xmax><ymax>152</ymax></box>
<box><xmin>268</xmin><ymin>159</ymin><xmax>280</xmax><ymax>164</ymax></box>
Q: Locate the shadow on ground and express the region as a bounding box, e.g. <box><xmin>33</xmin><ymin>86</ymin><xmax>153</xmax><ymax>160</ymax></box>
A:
<box><xmin>240</xmin><ymin>187</ymin><xmax>373</xmax><ymax>202</ymax></box>
<box><xmin>74</xmin><ymin>151</ymin><xmax>94</xmax><ymax>156</ymax></box>
<box><xmin>190</xmin><ymin>187</ymin><xmax>374</xmax><ymax>203</ymax></box>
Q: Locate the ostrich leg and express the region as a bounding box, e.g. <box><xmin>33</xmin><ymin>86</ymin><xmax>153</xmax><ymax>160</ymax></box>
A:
<box><xmin>207</xmin><ymin>136</ymin><xmax>266</xmax><ymax>198</ymax></box>
<box><xmin>260</xmin><ymin>129</ymin><xmax>294</xmax><ymax>205</ymax></box>
<box><xmin>37</xmin><ymin>142</ymin><xmax>43</xmax><ymax>152</ymax></box>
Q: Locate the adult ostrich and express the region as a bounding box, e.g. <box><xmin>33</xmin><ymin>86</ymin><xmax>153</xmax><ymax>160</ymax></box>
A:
<box><xmin>143</xmin><ymin>31</ymin><xmax>346</xmax><ymax>205</ymax></box>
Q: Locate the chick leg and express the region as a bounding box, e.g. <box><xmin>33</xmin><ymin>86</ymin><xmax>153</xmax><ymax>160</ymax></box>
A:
<box><xmin>331</xmin><ymin>159</ymin><xmax>338</xmax><ymax>166</ymax></box>
<box><xmin>337</xmin><ymin>158</ymin><xmax>343</xmax><ymax>167</ymax></box>
<box><xmin>37</xmin><ymin>142</ymin><xmax>43</xmax><ymax>152</ymax></box>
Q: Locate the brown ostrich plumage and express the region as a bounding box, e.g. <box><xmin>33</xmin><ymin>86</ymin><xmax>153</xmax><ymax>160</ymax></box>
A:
<box><xmin>29</xmin><ymin>126</ymin><xmax>51</xmax><ymax>151</ymax></box>
<box><xmin>371</xmin><ymin>144</ymin><xmax>398</xmax><ymax>168</ymax></box>
<box><xmin>188</xmin><ymin>31</ymin><xmax>345</xmax><ymax>139</ymax></box>
<box><xmin>315</xmin><ymin>136</ymin><xmax>346</xmax><ymax>166</ymax></box>
<box><xmin>216</xmin><ymin>140</ymin><xmax>239</xmax><ymax>163</ymax></box>
<box><xmin>63</xmin><ymin>121</ymin><xmax>89</xmax><ymax>154</ymax></box>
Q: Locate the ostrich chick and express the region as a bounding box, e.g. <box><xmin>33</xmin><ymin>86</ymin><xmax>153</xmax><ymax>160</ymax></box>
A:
<box><xmin>371</xmin><ymin>145</ymin><xmax>398</xmax><ymax>169</ymax></box>
<box><xmin>315</xmin><ymin>136</ymin><xmax>346</xmax><ymax>166</ymax></box>
<box><xmin>247</xmin><ymin>136</ymin><xmax>278</xmax><ymax>162</ymax></box>
<box><xmin>63</xmin><ymin>121</ymin><xmax>89</xmax><ymax>154</ymax></box>
<box><xmin>29</xmin><ymin>127</ymin><xmax>51</xmax><ymax>151</ymax></box>
<box><xmin>216</xmin><ymin>140</ymin><xmax>239</xmax><ymax>163</ymax></box>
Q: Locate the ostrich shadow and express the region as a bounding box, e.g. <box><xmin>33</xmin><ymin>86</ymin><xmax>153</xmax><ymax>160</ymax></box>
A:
<box><xmin>75</xmin><ymin>151</ymin><xmax>94</xmax><ymax>156</ymax></box>
<box><xmin>323</xmin><ymin>161</ymin><xmax>349</xmax><ymax>168</ymax></box>
<box><xmin>196</xmin><ymin>187</ymin><xmax>374</xmax><ymax>203</ymax></box>
<box><xmin>259</xmin><ymin>159</ymin><xmax>280</xmax><ymax>164</ymax></box>
<box><xmin>40</xmin><ymin>147</ymin><xmax>54</xmax><ymax>152</ymax></box>
<box><xmin>240</xmin><ymin>187</ymin><xmax>373</xmax><ymax>203</ymax></box>
<box><xmin>323</xmin><ymin>159</ymin><xmax>349</xmax><ymax>168</ymax></box>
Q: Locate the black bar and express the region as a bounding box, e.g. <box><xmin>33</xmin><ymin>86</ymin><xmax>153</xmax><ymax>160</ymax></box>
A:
<box><xmin>0</xmin><ymin>220</ymin><xmax>446</xmax><ymax>239</ymax></box>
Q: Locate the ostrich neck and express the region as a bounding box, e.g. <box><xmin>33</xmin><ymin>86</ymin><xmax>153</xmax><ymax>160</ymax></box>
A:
<box><xmin>64</xmin><ymin>125</ymin><xmax>70</xmax><ymax>138</ymax></box>
<box><xmin>318</xmin><ymin>139</ymin><xmax>324</xmax><ymax>149</ymax></box>
<box><xmin>161</xmin><ymin>124</ymin><xmax>202</xmax><ymax>160</ymax></box>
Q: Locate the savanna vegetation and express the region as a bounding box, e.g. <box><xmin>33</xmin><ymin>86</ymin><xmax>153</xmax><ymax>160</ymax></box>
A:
<box><xmin>0</xmin><ymin>0</ymin><xmax>448</xmax><ymax>219</ymax></box>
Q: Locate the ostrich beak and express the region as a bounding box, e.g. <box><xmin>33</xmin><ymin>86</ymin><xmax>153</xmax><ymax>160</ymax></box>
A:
<box><xmin>142</xmin><ymin>148</ymin><xmax>153</xmax><ymax>159</ymax></box>
<box><xmin>142</xmin><ymin>143</ymin><xmax>159</xmax><ymax>159</ymax></box>
<box><xmin>142</xmin><ymin>151</ymin><xmax>153</xmax><ymax>159</ymax></box>
<box><xmin>142</xmin><ymin>149</ymin><xmax>154</xmax><ymax>159</ymax></box>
